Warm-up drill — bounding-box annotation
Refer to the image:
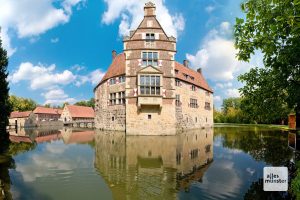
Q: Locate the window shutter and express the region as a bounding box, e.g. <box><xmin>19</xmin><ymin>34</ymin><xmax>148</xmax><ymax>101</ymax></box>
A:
<box><xmin>138</xmin><ymin>59</ymin><xmax>142</xmax><ymax>66</ymax></box>
<box><xmin>155</xmin><ymin>33</ymin><xmax>159</xmax><ymax>40</ymax></box>
<box><xmin>107</xmin><ymin>79</ymin><xmax>110</xmax><ymax>85</ymax></box>
<box><xmin>162</xmin><ymin>89</ymin><xmax>166</xmax><ymax>97</ymax></box>
<box><xmin>159</xmin><ymin>60</ymin><xmax>162</xmax><ymax>67</ymax></box>
<box><xmin>142</xmin><ymin>33</ymin><xmax>146</xmax><ymax>39</ymax></box>
<box><xmin>134</xmin><ymin>88</ymin><xmax>137</xmax><ymax>96</ymax></box>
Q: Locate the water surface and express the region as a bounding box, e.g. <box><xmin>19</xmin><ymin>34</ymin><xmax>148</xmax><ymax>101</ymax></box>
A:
<box><xmin>0</xmin><ymin>126</ymin><xmax>297</xmax><ymax>200</ymax></box>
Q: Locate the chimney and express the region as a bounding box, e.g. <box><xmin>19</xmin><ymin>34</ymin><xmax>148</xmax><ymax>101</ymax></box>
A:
<box><xmin>112</xmin><ymin>50</ymin><xmax>117</xmax><ymax>60</ymax></box>
<box><xmin>144</xmin><ymin>2</ymin><xmax>156</xmax><ymax>16</ymax></box>
<box><xmin>197</xmin><ymin>68</ymin><xmax>202</xmax><ymax>74</ymax></box>
<box><xmin>183</xmin><ymin>60</ymin><xmax>189</xmax><ymax>68</ymax></box>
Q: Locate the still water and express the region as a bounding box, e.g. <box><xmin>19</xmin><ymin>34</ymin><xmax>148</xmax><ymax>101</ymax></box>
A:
<box><xmin>0</xmin><ymin>126</ymin><xmax>298</xmax><ymax>200</ymax></box>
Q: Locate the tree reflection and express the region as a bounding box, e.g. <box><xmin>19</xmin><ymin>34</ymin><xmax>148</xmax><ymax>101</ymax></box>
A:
<box><xmin>0</xmin><ymin>137</ymin><xmax>37</xmax><ymax>200</ymax></box>
<box><xmin>244</xmin><ymin>179</ymin><xmax>291</xmax><ymax>200</ymax></box>
<box><xmin>214</xmin><ymin>127</ymin><xmax>293</xmax><ymax>165</ymax></box>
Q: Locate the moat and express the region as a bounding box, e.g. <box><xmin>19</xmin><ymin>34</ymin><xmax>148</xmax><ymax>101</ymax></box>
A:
<box><xmin>0</xmin><ymin>125</ymin><xmax>298</xmax><ymax>200</ymax></box>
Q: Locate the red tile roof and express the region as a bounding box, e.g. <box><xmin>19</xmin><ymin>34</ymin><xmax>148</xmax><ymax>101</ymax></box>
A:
<box><xmin>35</xmin><ymin>133</ymin><xmax>61</xmax><ymax>143</ymax></box>
<box><xmin>33</xmin><ymin>107</ymin><xmax>62</xmax><ymax>115</ymax></box>
<box><xmin>10</xmin><ymin>111</ymin><xmax>32</xmax><ymax>118</ymax></box>
<box><xmin>175</xmin><ymin>62</ymin><xmax>213</xmax><ymax>93</ymax></box>
<box><xmin>66</xmin><ymin>105</ymin><xmax>95</xmax><ymax>118</ymax></box>
<box><xmin>99</xmin><ymin>53</ymin><xmax>126</xmax><ymax>85</ymax></box>
<box><xmin>95</xmin><ymin>53</ymin><xmax>212</xmax><ymax>93</ymax></box>
<box><xmin>9</xmin><ymin>135</ymin><xmax>32</xmax><ymax>143</ymax></box>
<box><xmin>65</xmin><ymin>131</ymin><xmax>95</xmax><ymax>144</ymax></box>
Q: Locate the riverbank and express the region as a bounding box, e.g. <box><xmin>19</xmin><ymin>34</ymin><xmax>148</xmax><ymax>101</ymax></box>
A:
<box><xmin>214</xmin><ymin>123</ymin><xmax>293</xmax><ymax>131</ymax></box>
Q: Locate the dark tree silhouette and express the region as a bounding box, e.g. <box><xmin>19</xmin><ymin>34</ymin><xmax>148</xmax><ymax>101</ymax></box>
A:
<box><xmin>0</xmin><ymin>31</ymin><xmax>11</xmax><ymax>152</ymax></box>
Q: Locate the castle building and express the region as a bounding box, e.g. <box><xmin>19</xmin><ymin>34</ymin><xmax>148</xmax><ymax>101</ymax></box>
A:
<box><xmin>94</xmin><ymin>2</ymin><xmax>213</xmax><ymax>135</ymax></box>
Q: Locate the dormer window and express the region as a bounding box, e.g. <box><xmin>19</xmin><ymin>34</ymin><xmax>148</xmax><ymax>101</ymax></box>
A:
<box><xmin>146</xmin><ymin>33</ymin><xmax>155</xmax><ymax>42</ymax></box>
<box><xmin>142</xmin><ymin>52</ymin><xmax>158</xmax><ymax>66</ymax></box>
<box><xmin>175</xmin><ymin>70</ymin><xmax>178</xmax><ymax>74</ymax></box>
<box><xmin>183</xmin><ymin>73</ymin><xmax>188</xmax><ymax>79</ymax></box>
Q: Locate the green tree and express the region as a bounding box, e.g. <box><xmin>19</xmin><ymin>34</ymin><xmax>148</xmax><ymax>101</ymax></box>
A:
<box><xmin>9</xmin><ymin>95</ymin><xmax>37</xmax><ymax>111</ymax></box>
<box><xmin>74</xmin><ymin>98</ymin><xmax>95</xmax><ymax>108</ymax></box>
<box><xmin>235</xmin><ymin>0</ymin><xmax>300</xmax><ymax>128</ymax></box>
<box><xmin>0</xmin><ymin>33</ymin><xmax>11</xmax><ymax>147</ymax></box>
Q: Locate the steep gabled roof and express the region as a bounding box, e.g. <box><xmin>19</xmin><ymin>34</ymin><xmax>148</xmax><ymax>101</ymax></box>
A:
<box><xmin>66</xmin><ymin>105</ymin><xmax>95</xmax><ymax>118</ymax></box>
<box><xmin>10</xmin><ymin>111</ymin><xmax>32</xmax><ymax>118</ymax></box>
<box><xmin>175</xmin><ymin>62</ymin><xmax>213</xmax><ymax>93</ymax></box>
<box><xmin>33</xmin><ymin>107</ymin><xmax>62</xmax><ymax>115</ymax></box>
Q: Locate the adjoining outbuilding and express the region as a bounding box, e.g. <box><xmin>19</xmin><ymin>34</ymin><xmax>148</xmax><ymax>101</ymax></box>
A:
<box><xmin>9</xmin><ymin>111</ymin><xmax>35</xmax><ymax>128</ymax></box>
<box><xmin>61</xmin><ymin>105</ymin><xmax>95</xmax><ymax>128</ymax></box>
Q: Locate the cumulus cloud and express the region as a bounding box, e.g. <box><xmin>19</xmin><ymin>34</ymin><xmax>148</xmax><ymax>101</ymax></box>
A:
<box><xmin>226</xmin><ymin>88</ymin><xmax>240</xmax><ymax>98</ymax></box>
<box><xmin>42</xmin><ymin>89</ymin><xmax>68</xmax><ymax>100</ymax></box>
<box><xmin>9</xmin><ymin>62</ymin><xmax>76</xmax><ymax>90</ymax></box>
<box><xmin>42</xmin><ymin>87</ymin><xmax>77</xmax><ymax>105</ymax></box>
<box><xmin>0</xmin><ymin>0</ymin><xmax>85</xmax><ymax>56</ymax></box>
<box><xmin>9</xmin><ymin>62</ymin><xmax>104</xmax><ymax>104</ymax></box>
<box><xmin>102</xmin><ymin>0</ymin><xmax>185</xmax><ymax>38</ymax></box>
<box><xmin>76</xmin><ymin>69</ymin><xmax>105</xmax><ymax>87</ymax></box>
<box><xmin>186</xmin><ymin>21</ymin><xmax>263</xmax><ymax>82</ymax></box>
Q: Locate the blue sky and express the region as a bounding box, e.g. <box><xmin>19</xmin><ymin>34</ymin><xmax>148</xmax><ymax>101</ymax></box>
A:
<box><xmin>0</xmin><ymin>0</ymin><xmax>263</xmax><ymax>108</ymax></box>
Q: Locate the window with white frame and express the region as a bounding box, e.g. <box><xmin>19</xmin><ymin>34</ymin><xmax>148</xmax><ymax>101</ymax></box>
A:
<box><xmin>119</xmin><ymin>76</ymin><xmax>125</xmax><ymax>83</ymax></box>
<box><xmin>142</xmin><ymin>52</ymin><xmax>158</xmax><ymax>66</ymax></box>
<box><xmin>175</xmin><ymin>79</ymin><xmax>181</xmax><ymax>86</ymax></box>
<box><xmin>109</xmin><ymin>78</ymin><xmax>116</xmax><ymax>85</ymax></box>
<box><xmin>146</xmin><ymin>33</ymin><xmax>155</xmax><ymax>42</ymax></box>
<box><xmin>110</xmin><ymin>92</ymin><xmax>125</xmax><ymax>105</ymax></box>
<box><xmin>139</xmin><ymin>75</ymin><xmax>161</xmax><ymax>95</ymax></box>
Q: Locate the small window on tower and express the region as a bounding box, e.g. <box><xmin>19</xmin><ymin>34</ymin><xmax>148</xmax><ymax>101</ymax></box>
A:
<box><xmin>146</xmin><ymin>33</ymin><xmax>155</xmax><ymax>42</ymax></box>
<box><xmin>148</xmin><ymin>115</ymin><xmax>152</xmax><ymax>120</ymax></box>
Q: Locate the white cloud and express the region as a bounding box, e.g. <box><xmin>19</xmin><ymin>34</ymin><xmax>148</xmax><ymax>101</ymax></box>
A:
<box><xmin>216</xmin><ymin>82</ymin><xmax>233</xmax><ymax>89</ymax></box>
<box><xmin>102</xmin><ymin>0</ymin><xmax>185</xmax><ymax>38</ymax></box>
<box><xmin>9</xmin><ymin>62</ymin><xmax>76</xmax><ymax>90</ymax></box>
<box><xmin>42</xmin><ymin>89</ymin><xmax>68</xmax><ymax>100</ymax></box>
<box><xmin>186</xmin><ymin>21</ymin><xmax>263</xmax><ymax>82</ymax></box>
<box><xmin>0</xmin><ymin>0</ymin><xmax>85</xmax><ymax>56</ymax></box>
<box><xmin>71</xmin><ymin>64</ymin><xmax>85</xmax><ymax>71</ymax></box>
<box><xmin>226</xmin><ymin>88</ymin><xmax>240</xmax><ymax>98</ymax></box>
<box><xmin>214</xmin><ymin>95</ymin><xmax>222</xmax><ymax>102</ymax></box>
<box><xmin>42</xmin><ymin>88</ymin><xmax>77</xmax><ymax>105</ymax></box>
<box><xmin>205</xmin><ymin>5</ymin><xmax>215</xmax><ymax>13</ymax></box>
<box><xmin>44</xmin><ymin>97</ymin><xmax>77</xmax><ymax>105</ymax></box>
<box><xmin>76</xmin><ymin>69</ymin><xmax>105</xmax><ymax>86</ymax></box>
<box><xmin>50</xmin><ymin>37</ymin><xmax>59</xmax><ymax>43</ymax></box>
<box><xmin>0</xmin><ymin>28</ymin><xmax>16</xmax><ymax>56</ymax></box>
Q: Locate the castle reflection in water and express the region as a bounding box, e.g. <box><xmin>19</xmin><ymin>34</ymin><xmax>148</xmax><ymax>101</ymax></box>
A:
<box><xmin>94</xmin><ymin>129</ymin><xmax>213</xmax><ymax>199</ymax></box>
<box><xmin>8</xmin><ymin>127</ymin><xmax>214</xmax><ymax>199</ymax></box>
